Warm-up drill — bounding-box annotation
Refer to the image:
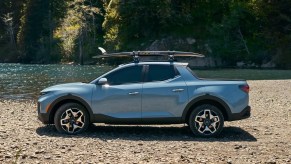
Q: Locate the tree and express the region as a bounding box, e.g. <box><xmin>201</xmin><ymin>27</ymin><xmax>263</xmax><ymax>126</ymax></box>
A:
<box><xmin>17</xmin><ymin>0</ymin><xmax>67</xmax><ymax>63</ymax></box>
<box><xmin>56</xmin><ymin>0</ymin><xmax>104</xmax><ymax>64</ymax></box>
<box><xmin>0</xmin><ymin>0</ymin><xmax>25</xmax><ymax>62</ymax></box>
<box><xmin>2</xmin><ymin>13</ymin><xmax>16</xmax><ymax>49</ymax></box>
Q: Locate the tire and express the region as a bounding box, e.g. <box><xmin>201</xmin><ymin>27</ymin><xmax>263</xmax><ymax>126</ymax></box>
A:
<box><xmin>189</xmin><ymin>104</ymin><xmax>224</xmax><ymax>137</ymax></box>
<box><xmin>54</xmin><ymin>103</ymin><xmax>90</xmax><ymax>134</ymax></box>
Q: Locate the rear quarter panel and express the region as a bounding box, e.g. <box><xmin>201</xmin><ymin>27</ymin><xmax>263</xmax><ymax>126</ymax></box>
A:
<box><xmin>185</xmin><ymin>80</ymin><xmax>249</xmax><ymax>114</ymax></box>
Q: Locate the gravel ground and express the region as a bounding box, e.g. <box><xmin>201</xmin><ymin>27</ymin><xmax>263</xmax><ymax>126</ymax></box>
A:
<box><xmin>0</xmin><ymin>80</ymin><xmax>290</xmax><ymax>164</ymax></box>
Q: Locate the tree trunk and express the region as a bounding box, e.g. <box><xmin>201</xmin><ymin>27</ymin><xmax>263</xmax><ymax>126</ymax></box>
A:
<box><xmin>89</xmin><ymin>0</ymin><xmax>96</xmax><ymax>46</ymax></box>
<box><xmin>238</xmin><ymin>27</ymin><xmax>250</xmax><ymax>55</ymax></box>
<box><xmin>3</xmin><ymin>13</ymin><xmax>17</xmax><ymax>50</ymax></box>
<box><xmin>48</xmin><ymin>3</ymin><xmax>53</xmax><ymax>59</ymax></box>
<box><xmin>79</xmin><ymin>28</ymin><xmax>84</xmax><ymax>65</ymax></box>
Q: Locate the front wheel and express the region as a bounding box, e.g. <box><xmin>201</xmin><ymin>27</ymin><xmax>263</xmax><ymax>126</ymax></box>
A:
<box><xmin>189</xmin><ymin>104</ymin><xmax>224</xmax><ymax>137</ymax></box>
<box><xmin>54</xmin><ymin>103</ymin><xmax>90</xmax><ymax>134</ymax></box>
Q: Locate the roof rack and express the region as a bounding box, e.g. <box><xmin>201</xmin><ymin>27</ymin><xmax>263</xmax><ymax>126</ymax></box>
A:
<box><xmin>93</xmin><ymin>47</ymin><xmax>205</xmax><ymax>63</ymax></box>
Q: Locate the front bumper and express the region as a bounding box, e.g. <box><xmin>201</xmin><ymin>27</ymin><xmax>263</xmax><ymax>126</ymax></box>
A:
<box><xmin>37</xmin><ymin>102</ymin><xmax>50</xmax><ymax>124</ymax></box>
<box><xmin>228</xmin><ymin>106</ymin><xmax>251</xmax><ymax>121</ymax></box>
<box><xmin>38</xmin><ymin>113</ymin><xmax>50</xmax><ymax>124</ymax></box>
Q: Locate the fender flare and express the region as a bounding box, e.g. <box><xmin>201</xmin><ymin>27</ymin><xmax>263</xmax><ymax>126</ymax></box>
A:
<box><xmin>182</xmin><ymin>94</ymin><xmax>232</xmax><ymax>121</ymax></box>
<box><xmin>48</xmin><ymin>94</ymin><xmax>94</xmax><ymax>123</ymax></box>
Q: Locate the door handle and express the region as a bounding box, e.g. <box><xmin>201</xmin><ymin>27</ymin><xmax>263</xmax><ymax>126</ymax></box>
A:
<box><xmin>172</xmin><ymin>89</ymin><xmax>184</xmax><ymax>92</ymax></box>
<box><xmin>128</xmin><ymin>92</ymin><xmax>139</xmax><ymax>95</ymax></box>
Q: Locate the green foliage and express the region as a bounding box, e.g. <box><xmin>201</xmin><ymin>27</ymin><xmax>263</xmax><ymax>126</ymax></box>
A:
<box><xmin>56</xmin><ymin>0</ymin><xmax>104</xmax><ymax>63</ymax></box>
<box><xmin>209</xmin><ymin>1</ymin><xmax>291</xmax><ymax>67</ymax></box>
<box><xmin>0</xmin><ymin>0</ymin><xmax>290</xmax><ymax>68</ymax></box>
<box><xmin>102</xmin><ymin>0</ymin><xmax>291</xmax><ymax>68</ymax></box>
<box><xmin>209</xmin><ymin>2</ymin><xmax>256</xmax><ymax>65</ymax></box>
<box><xmin>258</xmin><ymin>0</ymin><xmax>291</xmax><ymax>68</ymax></box>
<box><xmin>103</xmin><ymin>0</ymin><xmax>198</xmax><ymax>51</ymax></box>
<box><xmin>16</xmin><ymin>0</ymin><xmax>68</xmax><ymax>63</ymax></box>
<box><xmin>18</xmin><ymin>0</ymin><xmax>49</xmax><ymax>62</ymax></box>
<box><xmin>0</xmin><ymin>44</ymin><xmax>20</xmax><ymax>62</ymax></box>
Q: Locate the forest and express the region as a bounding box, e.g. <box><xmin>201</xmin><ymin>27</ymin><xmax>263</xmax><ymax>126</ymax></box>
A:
<box><xmin>0</xmin><ymin>0</ymin><xmax>290</xmax><ymax>68</ymax></box>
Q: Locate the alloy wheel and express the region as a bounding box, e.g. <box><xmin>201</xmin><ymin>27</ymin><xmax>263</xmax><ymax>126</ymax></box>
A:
<box><xmin>60</xmin><ymin>108</ymin><xmax>85</xmax><ymax>134</ymax></box>
<box><xmin>189</xmin><ymin>104</ymin><xmax>224</xmax><ymax>137</ymax></box>
<box><xmin>194</xmin><ymin>109</ymin><xmax>220</xmax><ymax>135</ymax></box>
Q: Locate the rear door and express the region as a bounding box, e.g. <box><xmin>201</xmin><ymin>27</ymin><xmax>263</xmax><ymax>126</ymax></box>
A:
<box><xmin>141</xmin><ymin>64</ymin><xmax>188</xmax><ymax>120</ymax></box>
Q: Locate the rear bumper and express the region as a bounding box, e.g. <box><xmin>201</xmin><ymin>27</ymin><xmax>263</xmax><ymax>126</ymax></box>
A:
<box><xmin>228</xmin><ymin>106</ymin><xmax>251</xmax><ymax>121</ymax></box>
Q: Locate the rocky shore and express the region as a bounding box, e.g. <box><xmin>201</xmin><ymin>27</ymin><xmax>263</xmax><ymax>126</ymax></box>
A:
<box><xmin>0</xmin><ymin>80</ymin><xmax>290</xmax><ymax>163</ymax></box>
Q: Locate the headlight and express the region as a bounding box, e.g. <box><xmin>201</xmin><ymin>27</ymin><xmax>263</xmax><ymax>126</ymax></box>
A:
<box><xmin>40</xmin><ymin>91</ymin><xmax>51</xmax><ymax>96</ymax></box>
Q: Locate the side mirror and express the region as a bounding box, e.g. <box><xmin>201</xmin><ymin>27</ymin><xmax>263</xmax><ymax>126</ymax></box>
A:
<box><xmin>98</xmin><ymin>78</ymin><xmax>108</xmax><ymax>85</ymax></box>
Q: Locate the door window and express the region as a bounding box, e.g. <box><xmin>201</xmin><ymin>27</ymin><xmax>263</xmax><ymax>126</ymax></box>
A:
<box><xmin>104</xmin><ymin>65</ymin><xmax>143</xmax><ymax>85</ymax></box>
<box><xmin>147</xmin><ymin>65</ymin><xmax>178</xmax><ymax>82</ymax></box>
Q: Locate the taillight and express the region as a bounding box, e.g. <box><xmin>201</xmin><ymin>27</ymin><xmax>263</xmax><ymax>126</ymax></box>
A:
<box><xmin>239</xmin><ymin>84</ymin><xmax>249</xmax><ymax>93</ymax></box>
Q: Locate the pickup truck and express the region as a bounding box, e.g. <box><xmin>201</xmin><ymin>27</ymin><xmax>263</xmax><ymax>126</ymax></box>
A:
<box><xmin>38</xmin><ymin>60</ymin><xmax>250</xmax><ymax>137</ymax></box>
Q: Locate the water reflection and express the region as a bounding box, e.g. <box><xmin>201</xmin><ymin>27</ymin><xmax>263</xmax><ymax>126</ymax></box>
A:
<box><xmin>0</xmin><ymin>63</ymin><xmax>111</xmax><ymax>100</ymax></box>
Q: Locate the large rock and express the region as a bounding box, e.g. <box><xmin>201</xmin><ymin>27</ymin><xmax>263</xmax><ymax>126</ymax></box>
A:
<box><xmin>261</xmin><ymin>61</ymin><xmax>276</xmax><ymax>68</ymax></box>
<box><xmin>145</xmin><ymin>37</ymin><xmax>223</xmax><ymax>67</ymax></box>
<box><xmin>179</xmin><ymin>57</ymin><xmax>222</xmax><ymax>67</ymax></box>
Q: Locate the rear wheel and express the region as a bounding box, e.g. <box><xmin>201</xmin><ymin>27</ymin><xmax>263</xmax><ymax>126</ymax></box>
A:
<box><xmin>189</xmin><ymin>104</ymin><xmax>224</xmax><ymax>137</ymax></box>
<box><xmin>54</xmin><ymin>103</ymin><xmax>89</xmax><ymax>134</ymax></box>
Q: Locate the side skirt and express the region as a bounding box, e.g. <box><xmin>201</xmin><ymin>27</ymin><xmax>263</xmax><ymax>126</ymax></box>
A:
<box><xmin>91</xmin><ymin>114</ymin><xmax>183</xmax><ymax>124</ymax></box>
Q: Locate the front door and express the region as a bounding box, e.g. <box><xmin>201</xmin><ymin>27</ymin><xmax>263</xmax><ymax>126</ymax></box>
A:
<box><xmin>91</xmin><ymin>65</ymin><xmax>144</xmax><ymax>122</ymax></box>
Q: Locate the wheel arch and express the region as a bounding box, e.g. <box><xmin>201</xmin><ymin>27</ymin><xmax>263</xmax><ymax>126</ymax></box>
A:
<box><xmin>48</xmin><ymin>94</ymin><xmax>93</xmax><ymax>124</ymax></box>
<box><xmin>182</xmin><ymin>95</ymin><xmax>231</xmax><ymax>122</ymax></box>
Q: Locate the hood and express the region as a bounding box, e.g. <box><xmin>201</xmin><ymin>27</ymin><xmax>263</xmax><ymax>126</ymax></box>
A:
<box><xmin>41</xmin><ymin>82</ymin><xmax>88</xmax><ymax>93</ymax></box>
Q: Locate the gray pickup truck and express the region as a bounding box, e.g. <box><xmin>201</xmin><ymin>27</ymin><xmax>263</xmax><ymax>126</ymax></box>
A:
<box><xmin>38</xmin><ymin>51</ymin><xmax>251</xmax><ymax>137</ymax></box>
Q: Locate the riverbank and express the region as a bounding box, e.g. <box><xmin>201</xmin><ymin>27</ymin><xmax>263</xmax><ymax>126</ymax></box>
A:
<box><xmin>0</xmin><ymin>80</ymin><xmax>290</xmax><ymax>163</ymax></box>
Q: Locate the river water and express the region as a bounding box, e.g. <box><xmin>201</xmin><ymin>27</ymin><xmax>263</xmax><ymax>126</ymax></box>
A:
<box><xmin>1</xmin><ymin>63</ymin><xmax>290</xmax><ymax>101</ymax></box>
<box><xmin>0</xmin><ymin>63</ymin><xmax>111</xmax><ymax>100</ymax></box>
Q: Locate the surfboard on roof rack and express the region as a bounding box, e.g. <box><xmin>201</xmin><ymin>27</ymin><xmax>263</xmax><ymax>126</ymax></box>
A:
<box><xmin>93</xmin><ymin>47</ymin><xmax>205</xmax><ymax>62</ymax></box>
